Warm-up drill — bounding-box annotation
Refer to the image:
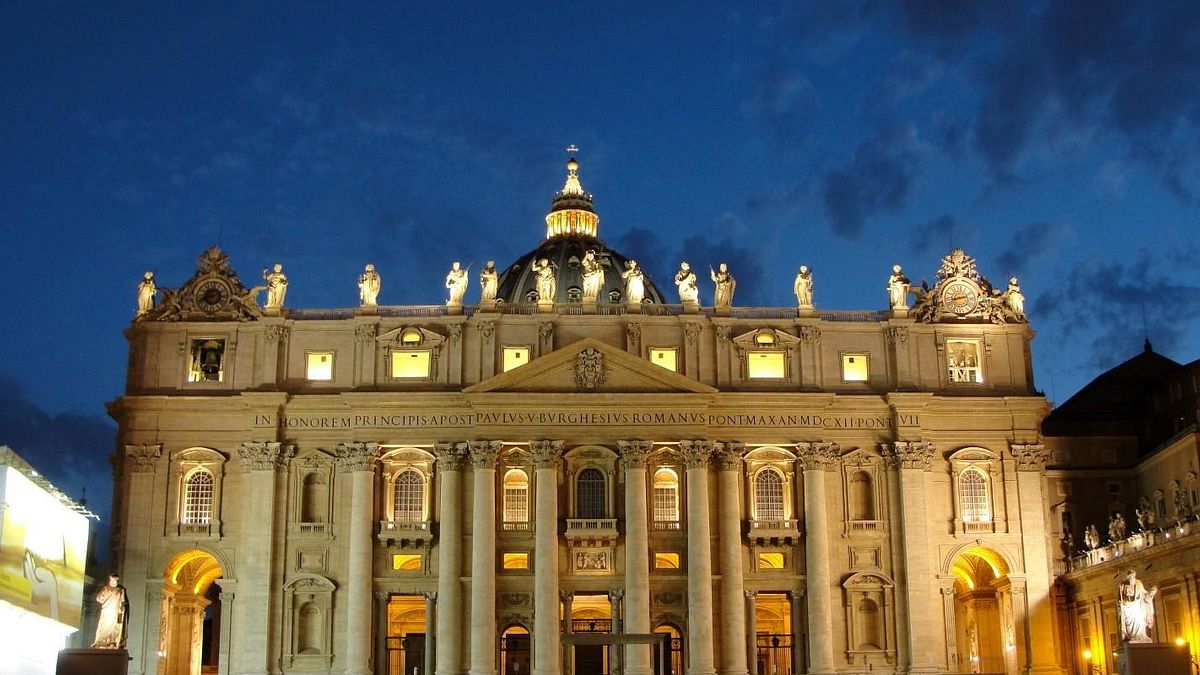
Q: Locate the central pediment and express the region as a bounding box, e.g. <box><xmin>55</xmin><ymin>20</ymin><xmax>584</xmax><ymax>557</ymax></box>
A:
<box><xmin>464</xmin><ymin>338</ymin><xmax>717</xmax><ymax>395</ymax></box>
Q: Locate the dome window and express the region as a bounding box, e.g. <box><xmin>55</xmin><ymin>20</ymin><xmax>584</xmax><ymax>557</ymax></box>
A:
<box><xmin>400</xmin><ymin>328</ymin><xmax>423</xmax><ymax>345</ymax></box>
<box><xmin>608</xmin><ymin>289</ymin><xmax>622</xmax><ymax>303</ymax></box>
<box><xmin>525</xmin><ymin>290</ymin><xmax>539</xmax><ymax>303</ymax></box>
<box><xmin>567</xmin><ymin>287</ymin><xmax>583</xmax><ymax>303</ymax></box>
<box><xmin>754</xmin><ymin>330</ymin><xmax>777</xmax><ymax>346</ymax></box>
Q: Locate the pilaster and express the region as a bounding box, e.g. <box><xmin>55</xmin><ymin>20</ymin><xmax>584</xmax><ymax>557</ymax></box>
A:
<box><xmin>882</xmin><ymin>441</ymin><xmax>938</xmax><ymax>674</ymax></box>
<box><xmin>797</xmin><ymin>442</ymin><xmax>838</xmax><ymax>675</ymax></box>
<box><xmin>122</xmin><ymin>444</ymin><xmax>162</xmax><ymax>675</ymax></box>
<box><xmin>619</xmin><ymin>440</ymin><xmax>654</xmax><ymax>675</ymax></box>
<box><xmin>532</xmin><ymin>440</ymin><xmax>564</xmax><ymax>675</ymax></box>
<box><xmin>337</xmin><ymin>441</ymin><xmax>379</xmax><ymax>675</ymax></box>
<box><xmin>435</xmin><ymin>442</ymin><xmax>467</xmax><ymax>675</ymax></box>
<box><xmin>713</xmin><ymin>442</ymin><xmax>749</xmax><ymax>675</ymax></box>
<box><xmin>681</xmin><ymin>440</ymin><xmax>717</xmax><ymax>675</ymax></box>
<box><xmin>470</xmin><ymin>441</ymin><xmax>503</xmax><ymax>675</ymax></box>
<box><xmin>1010</xmin><ymin>444</ymin><xmax>1063</xmax><ymax>675</ymax></box>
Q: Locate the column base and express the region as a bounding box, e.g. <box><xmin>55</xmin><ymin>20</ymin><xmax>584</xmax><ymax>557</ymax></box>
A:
<box><xmin>686</xmin><ymin>668</ymin><xmax>717</xmax><ymax>675</ymax></box>
<box><xmin>718</xmin><ymin>669</ymin><xmax>749</xmax><ymax>675</ymax></box>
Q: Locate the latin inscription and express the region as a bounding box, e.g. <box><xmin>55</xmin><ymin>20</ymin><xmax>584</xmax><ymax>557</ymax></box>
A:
<box><xmin>252</xmin><ymin>411</ymin><xmax>918</xmax><ymax>430</ymax></box>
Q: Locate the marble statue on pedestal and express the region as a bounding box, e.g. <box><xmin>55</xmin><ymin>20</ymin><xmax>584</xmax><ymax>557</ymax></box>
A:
<box><xmin>710</xmin><ymin>263</ymin><xmax>735</xmax><ymax>307</ymax></box>
<box><xmin>479</xmin><ymin>260</ymin><xmax>498</xmax><ymax>303</ymax></box>
<box><xmin>263</xmin><ymin>263</ymin><xmax>288</xmax><ymax>309</ymax></box>
<box><xmin>581</xmin><ymin>249</ymin><xmax>605</xmax><ymax>301</ymax></box>
<box><xmin>1118</xmin><ymin>570</ymin><xmax>1157</xmax><ymax>643</ymax></box>
<box><xmin>445</xmin><ymin>262</ymin><xmax>468</xmax><ymax>305</ymax></box>
<box><xmin>534</xmin><ymin>258</ymin><xmax>556</xmax><ymax>303</ymax></box>
<box><xmin>358</xmin><ymin>264</ymin><xmax>381</xmax><ymax>307</ymax></box>
<box><xmin>92</xmin><ymin>574</ymin><xmax>129</xmax><ymax>649</ymax></box>
<box><xmin>1084</xmin><ymin>524</ymin><xmax>1101</xmax><ymax>550</ymax></box>
<box><xmin>1005</xmin><ymin>276</ymin><xmax>1025</xmax><ymax>317</ymax></box>
<box><xmin>674</xmin><ymin>262</ymin><xmax>698</xmax><ymax>304</ymax></box>
<box><xmin>621</xmin><ymin>260</ymin><xmax>645</xmax><ymax>304</ymax></box>
<box><xmin>887</xmin><ymin>264</ymin><xmax>910</xmax><ymax>310</ymax></box>
<box><xmin>136</xmin><ymin>271</ymin><xmax>156</xmax><ymax>316</ymax></box>
<box><xmin>1108</xmin><ymin>512</ymin><xmax>1127</xmax><ymax>542</ymax></box>
<box><xmin>794</xmin><ymin>265</ymin><xmax>813</xmax><ymax>309</ymax></box>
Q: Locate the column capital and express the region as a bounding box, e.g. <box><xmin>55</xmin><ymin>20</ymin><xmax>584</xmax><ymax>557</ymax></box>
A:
<box><xmin>125</xmin><ymin>444</ymin><xmax>163</xmax><ymax>473</ymax></box>
<box><xmin>375</xmin><ymin>591</ymin><xmax>391</xmax><ymax>602</ymax></box>
<box><xmin>469</xmin><ymin>440</ymin><xmax>503</xmax><ymax>469</ymax></box>
<box><xmin>237</xmin><ymin>441</ymin><xmax>295</xmax><ymax>471</ymax></box>
<box><xmin>744</xmin><ymin>590</ymin><xmax>757</xmax><ymax>600</ymax></box>
<box><xmin>336</xmin><ymin>442</ymin><xmax>379</xmax><ymax>473</ymax></box>
<box><xmin>680</xmin><ymin>440</ymin><xmax>714</xmax><ymax>468</ymax></box>
<box><xmin>711</xmin><ymin>442</ymin><xmax>745</xmax><ymax>470</ymax></box>
<box><xmin>1010</xmin><ymin>443</ymin><xmax>1048</xmax><ymax>472</ymax></box>
<box><xmin>433</xmin><ymin>442</ymin><xmax>467</xmax><ymax>471</ymax></box>
<box><xmin>796</xmin><ymin>442</ymin><xmax>839</xmax><ymax>471</ymax></box>
<box><xmin>618</xmin><ymin>440</ymin><xmax>653</xmax><ymax>470</ymax></box>
<box><xmin>530</xmin><ymin>439</ymin><xmax>564</xmax><ymax>468</ymax></box>
<box><xmin>608</xmin><ymin>589</ymin><xmax>625</xmax><ymax>602</ymax></box>
<box><xmin>881</xmin><ymin>441</ymin><xmax>934</xmax><ymax>471</ymax></box>
<box><xmin>422</xmin><ymin>590</ymin><xmax>437</xmax><ymax>601</ymax></box>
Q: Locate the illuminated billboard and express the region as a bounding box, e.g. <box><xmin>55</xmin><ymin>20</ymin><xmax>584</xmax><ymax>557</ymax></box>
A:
<box><xmin>0</xmin><ymin>466</ymin><xmax>89</xmax><ymax>628</ymax></box>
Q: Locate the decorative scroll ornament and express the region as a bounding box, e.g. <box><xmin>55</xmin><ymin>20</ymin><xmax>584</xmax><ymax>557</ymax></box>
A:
<box><xmin>715</xmin><ymin>325</ymin><xmax>732</xmax><ymax>343</ymax></box>
<box><xmin>617</xmin><ymin>440</ymin><xmax>653</xmax><ymax>470</ymax></box>
<box><xmin>477</xmin><ymin>320</ymin><xmax>495</xmax><ymax>341</ymax></box>
<box><xmin>144</xmin><ymin>246</ymin><xmax>262</xmax><ymax>322</ymax></box>
<box><xmin>711</xmin><ymin>442</ymin><xmax>745</xmax><ymax>470</ymax></box>
<box><xmin>336</xmin><ymin>442</ymin><xmax>379</xmax><ymax>473</ymax></box>
<box><xmin>530</xmin><ymin>440</ymin><xmax>564</xmax><ymax>468</ymax></box>
<box><xmin>574</xmin><ymin>347</ymin><xmax>606</xmax><ymax>390</ymax></box>
<box><xmin>1010</xmin><ymin>443</ymin><xmax>1047</xmax><ymax>472</ymax></box>
<box><xmin>125</xmin><ymin>444</ymin><xmax>164</xmax><ymax>473</ymax></box>
<box><xmin>882</xmin><ymin>441</ymin><xmax>934</xmax><ymax>471</ymax></box>
<box><xmin>354</xmin><ymin>323</ymin><xmax>377</xmax><ymax>343</ymax></box>
<box><xmin>797</xmin><ymin>325</ymin><xmax>822</xmax><ymax>344</ymax></box>
<box><xmin>679</xmin><ymin>440</ymin><xmax>714</xmax><ymax>468</ymax></box>
<box><xmin>796</xmin><ymin>442</ymin><xmax>839</xmax><ymax>471</ymax></box>
<box><xmin>885</xmin><ymin>326</ymin><xmax>909</xmax><ymax>344</ymax></box>
<box><xmin>909</xmin><ymin>248</ymin><xmax>1027</xmax><ymax>325</ymax></box>
<box><xmin>626</xmin><ymin>322</ymin><xmax>641</xmax><ymax>348</ymax></box>
<box><xmin>684</xmin><ymin>322</ymin><xmax>702</xmax><ymax>345</ymax></box>
<box><xmin>469</xmin><ymin>440</ymin><xmax>503</xmax><ymax>469</ymax></box>
<box><xmin>539</xmin><ymin>321</ymin><xmax>555</xmax><ymax>344</ymax></box>
<box><xmin>263</xmin><ymin>324</ymin><xmax>291</xmax><ymax>343</ymax></box>
<box><xmin>433</xmin><ymin>442</ymin><xmax>466</xmax><ymax>471</ymax></box>
<box><xmin>238</xmin><ymin>442</ymin><xmax>295</xmax><ymax>471</ymax></box>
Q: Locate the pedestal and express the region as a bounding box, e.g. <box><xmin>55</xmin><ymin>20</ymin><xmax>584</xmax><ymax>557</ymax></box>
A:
<box><xmin>682</xmin><ymin>301</ymin><xmax>699</xmax><ymax>315</ymax></box>
<box><xmin>537</xmin><ymin>301</ymin><xmax>554</xmax><ymax>314</ymax></box>
<box><xmin>446</xmin><ymin>302</ymin><xmax>464</xmax><ymax>315</ymax></box>
<box><xmin>583</xmin><ymin>300</ymin><xmax>598</xmax><ymax>314</ymax></box>
<box><xmin>796</xmin><ymin>307</ymin><xmax>815</xmax><ymax>318</ymax></box>
<box><xmin>57</xmin><ymin>649</ymin><xmax>129</xmax><ymax>675</ymax></box>
<box><xmin>1118</xmin><ymin>643</ymin><xmax>1190</xmax><ymax>675</ymax></box>
<box><xmin>890</xmin><ymin>308</ymin><xmax>908</xmax><ymax>319</ymax></box>
<box><xmin>357</xmin><ymin>306</ymin><xmax>378</xmax><ymax>315</ymax></box>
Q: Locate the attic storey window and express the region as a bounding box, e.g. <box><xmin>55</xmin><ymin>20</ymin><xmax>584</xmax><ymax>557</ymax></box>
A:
<box><xmin>188</xmin><ymin>339</ymin><xmax>226</xmax><ymax>383</ymax></box>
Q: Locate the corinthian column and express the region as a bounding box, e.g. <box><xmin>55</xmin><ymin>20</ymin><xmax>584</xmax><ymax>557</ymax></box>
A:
<box><xmin>681</xmin><ymin>440</ymin><xmax>717</xmax><ymax>675</ymax></box>
<box><xmin>1010</xmin><ymin>444</ymin><xmax>1062</xmax><ymax>674</ymax></box>
<box><xmin>470</xmin><ymin>441</ymin><xmax>503</xmax><ymax>675</ymax></box>
<box><xmin>713</xmin><ymin>443</ymin><xmax>749</xmax><ymax>675</ymax></box>
<box><xmin>531</xmin><ymin>440</ymin><xmax>564</xmax><ymax>675</ymax></box>
<box><xmin>121</xmin><ymin>444</ymin><xmax>162</xmax><ymax>675</ymax></box>
<box><xmin>337</xmin><ymin>442</ymin><xmax>378</xmax><ymax>675</ymax></box>
<box><xmin>797</xmin><ymin>442</ymin><xmax>838</xmax><ymax>675</ymax></box>
<box><xmin>882</xmin><ymin>441</ymin><xmax>936</xmax><ymax>674</ymax></box>
<box><xmin>435</xmin><ymin>443</ymin><xmax>467</xmax><ymax>675</ymax></box>
<box><xmin>619</xmin><ymin>440</ymin><xmax>654</xmax><ymax>675</ymax></box>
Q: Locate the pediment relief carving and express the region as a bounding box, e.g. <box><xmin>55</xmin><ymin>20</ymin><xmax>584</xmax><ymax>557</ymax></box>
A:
<box><xmin>910</xmin><ymin>248</ymin><xmax>1026</xmax><ymax>324</ymax></box>
<box><xmin>376</xmin><ymin>326</ymin><xmax>446</xmax><ymax>348</ymax></box>
<box><xmin>283</xmin><ymin>573</ymin><xmax>337</xmax><ymax>592</ymax></box>
<box><xmin>731</xmin><ymin>328</ymin><xmax>801</xmax><ymax>352</ymax></box>
<box><xmin>564</xmin><ymin>446</ymin><xmax>618</xmax><ymax>462</ymax></box>
<box><xmin>172</xmin><ymin>446</ymin><xmax>227</xmax><ymax>464</ymax></box>
<box><xmin>840</xmin><ymin>448</ymin><xmax>878</xmax><ymax>466</ymax></box>
<box><xmin>947</xmin><ymin>447</ymin><xmax>998</xmax><ymax>462</ymax></box>
<box><xmin>144</xmin><ymin>246</ymin><xmax>263</xmax><ymax>322</ymax></box>
<box><xmin>743</xmin><ymin>446</ymin><xmax>797</xmax><ymax>462</ymax></box>
<box><xmin>378</xmin><ymin>447</ymin><xmax>436</xmax><ymax>464</ymax></box>
<box><xmin>294</xmin><ymin>449</ymin><xmax>336</xmax><ymax>468</ymax></box>
<box><xmin>842</xmin><ymin>571</ymin><xmax>895</xmax><ymax>589</ymax></box>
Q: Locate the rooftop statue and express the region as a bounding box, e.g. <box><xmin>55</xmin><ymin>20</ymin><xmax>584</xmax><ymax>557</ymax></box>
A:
<box><xmin>794</xmin><ymin>265</ymin><xmax>814</xmax><ymax>309</ymax></box>
<box><xmin>479</xmin><ymin>260</ymin><xmax>498</xmax><ymax>303</ymax></box>
<box><xmin>263</xmin><ymin>263</ymin><xmax>288</xmax><ymax>309</ymax></box>
<box><xmin>535</xmin><ymin>258</ymin><xmax>557</xmax><ymax>303</ymax></box>
<box><xmin>1005</xmin><ymin>276</ymin><xmax>1025</xmax><ymax>318</ymax></box>
<box><xmin>711</xmin><ymin>263</ymin><xmax>735</xmax><ymax>308</ymax></box>
<box><xmin>887</xmin><ymin>264</ymin><xmax>910</xmax><ymax>310</ymax></box>
<box><xmin>92</xmin><ymin>574</ymin><xmax>129</xmax><ymax>649</ymax></box>
<box><xmin>136</xmin><ymin>271</ymin><xmax>156</xmax><ymax>317</ymax></box>
<box><xmin>675</xmin><ymin>262</ymin><xmax>699</xmax><ymax>304</ymax></box>
<box><xmin>581</xmin><ymin>249</ymin><xmax>605</xmax><ymax>301</ymax></box>
<box><xmin>1118</xmin><ymin>570</ymin><xmax>1157</xmax><ymax>643</ymax></box>
<box><xmin>358</xmin><ymin>263</ymin><xmax>381</xmax><ymax>307</ymax></box>
<box><xmin>445</xmin><ymin>261</ymin><xmax>469</xmax><ymax>305</ymax></box>
<box><xmin>621</xmin><ymin>260</ymin><xmax>646</xmax><ymax>304</ymax></box>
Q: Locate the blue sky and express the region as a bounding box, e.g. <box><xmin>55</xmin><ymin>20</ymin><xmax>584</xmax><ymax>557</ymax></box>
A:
<box><xmin>2</xmin><ymin>2</ymin><xmax>1199</xmax><ymax>535</ymax></box>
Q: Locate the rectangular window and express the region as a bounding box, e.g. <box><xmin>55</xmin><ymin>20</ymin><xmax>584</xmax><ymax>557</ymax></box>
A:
<box><xmin>502</xmin><ymin>346</ymin><xmax>531</xmax><ymax>372</ymax></box>
<box><xmin>757</xmin><ymin>552</ymin><xmax>785</xmax><ymax>570</ymax></box>
<box><xmin>747</xmin><ymin>352</ymin><xmax>786</xmax><ymax>379</ymax></box>
<box><xmin>503</xmin><ymin>486</ymin><xmax>529</xmax><ymax>524</ymax></box>
<box><xmin>502</xmin><ymin>552</ymin><xmax>529</xmax><ymax>570</ymax></box>
<box><xmin>390</xmin><ymin>350</ymin><xmax>431</xmax><ymax>379</ymax></box>
<box><xmin>841</xmin><ymin>353</ymin><xmax>869</xmax><ymax>382</ymax></box>
<box><xmin>188</xmin><ymin>339</ymin><xmax>226</xmax><ymax>383</ymax></box>
<box><xmin>305</xmin><ymin>351</ymin><xmax>334</xmax><ymax>381</ymax></box>
<box><xmin>392</xmin><ymin>554</ymin><xmax>422</xmax><ymax>571</ymax></box>
<box><xmin>649</xmin><ymin>347</ymin><xmax>678</xmax><ymax>372</ymax></box>
<box><xmin>1106</xmin><ymin>481</ymin><xmax>1122</xmax><ymax>495</ymax></box>
<box><xmin>946</xmin><ymin>340</ymin><xmax>984</xmax><ymax>383</ymax></box>
<box><xmin>654</xmin><ymin>552</ymin><xmax>681</xmax><ymax>569</ymax></box>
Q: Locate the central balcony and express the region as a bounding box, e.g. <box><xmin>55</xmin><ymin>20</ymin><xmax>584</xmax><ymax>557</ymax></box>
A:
<box><xmin>747</xmin><ymin>518</ymin><xmax>800</xmax><ymax>545</ymax></box>
<box><xmin>378</xmin><ymin>519</ymin><xmax>434</xmax><ymax>547</ymax></box>
<box><xmin>565</xmin><ymin>518</ymin><xmax>618</xmax><ymax>546</ymax></box>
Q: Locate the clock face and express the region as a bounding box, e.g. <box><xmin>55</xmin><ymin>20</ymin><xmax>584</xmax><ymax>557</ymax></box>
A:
<box><xmin>196</xmin><ymin>278</ymin><xmax>231</xmax><ymax>314</ymax></box>
<box><xmin>941</xmin><ymin>280</ymin><xmax>979</xmax><ymax>316</ymax></box>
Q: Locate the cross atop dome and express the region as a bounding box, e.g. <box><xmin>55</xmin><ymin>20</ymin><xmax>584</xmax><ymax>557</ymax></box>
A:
<box><xmin>546</xmin><ymin>149</ymin><xmax>599</xmax><ymax>239</ymax></box>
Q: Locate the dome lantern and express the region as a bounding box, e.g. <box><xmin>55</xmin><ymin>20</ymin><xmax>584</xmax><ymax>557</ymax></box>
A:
<box><xmin>545</xmin><ymin>154</ymin><xmax>600</xmax><ymax>239</ymax></box>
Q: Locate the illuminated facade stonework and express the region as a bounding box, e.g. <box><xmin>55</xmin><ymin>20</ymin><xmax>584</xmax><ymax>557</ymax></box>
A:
<box><xmin>110</xmin><ymin>160</ymin><xmax>1065</xmax><ymax>675</ymax></box>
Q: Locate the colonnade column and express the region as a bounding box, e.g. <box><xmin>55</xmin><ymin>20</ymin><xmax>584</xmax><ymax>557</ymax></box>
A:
<box><xmin>120</xmin><ymin>444</ymin><xmax>163</xmax><ymax>675</ymax></box>
<box><xmin>1011</xmin><ymin>444</ymin><xmax>1063</xmax><ymax>674</ymax></box>
<box><xmin>470</xmin><ymin>441</ymin><xmax>503</xmax><ymax>675</ymax></box>
<box><xmin>424</xmin><ymin>592</ymin><xmax>437</xmax><ymax>675</ymax></box>
<box><xmin>797</xmin><ymin>442</ymin><xmax>839</xmax><ymax>675</ymax></box>
<box><xmin>882</xmin><ymin>441</ymin><xmax>937</xmax><ymax>674</ymax></box>
<box><xmin>744</xmin><ymin>591</ymin><xmax>757</xmax><ymax>675</ymax></box>
<box><xmin>236</xmin><ymin>441</ymin><xmax>294</xmax><ymax>675</ymax></box>
<box><xmin>435</xmin><ymin>442</ymin><xmax>467</xmax><ymax>675</ymax></box>
<box><xmin>531</xmin><ymin>440</ymin><xmax>564</xmax><ymax>675</ymax></box>
<box><xmin>337</xmin><ymin>442</ymin><xmax>379</xmax><ymax>675</ymax></box>
<box><xmin>619</xmin><ymin>440</ymin><xmax>653</xmax><ymax>675</ymax></box>
<box><xmin>681</xmin><ymin>440</ymin><xmax>717</xmax><ymax>675</ymax></box>
<box><xmin>713</xmin><ymin>443</ymin><xmax>749</xmax><ymax>675</ymax></box>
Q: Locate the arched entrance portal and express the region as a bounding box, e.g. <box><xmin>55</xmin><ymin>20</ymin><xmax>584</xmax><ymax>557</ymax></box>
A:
<box><xmin>161</xmin><ymin>550</ymin><xmax>224</xmax><ymax>675</ymax></box>
<box><xmin>950</xmin><ymin>546</ymin><xmax>1015</xmax><ymax>674</ymax></box>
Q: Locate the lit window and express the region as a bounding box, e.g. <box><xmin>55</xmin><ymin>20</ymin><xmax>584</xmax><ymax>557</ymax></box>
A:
<box><xmin>959</xmin><ymin>469</ymin><xmax>990</xmax><ymax>522</ymax></box>
<box><xmin>392</xmin><ymin>469</ymin><xmax>424</xmax><ymax>522</ymax></box>
<box><xmin>503</xmin><ymin>469</ymin><xmax>529</xmax><ymax>525</ymax></box>
<box><xmin>182</xmin><ymin>470</ymin><xmax>214</xmax><ymax>525</ymax></box>
<box><xmin>754</xmin><ymin>330</ymin><xmax>777</xmax><ymax>345</ymax></box>
<box><xmin>652</xmin><ymin>468</ymin><xmax>680</xmax><ymax>524</ymax></box>
<box><xmin>502</xmin><ymin>553</ymin><xmax>529</xmax><ymax>570</ymax></box>
<box><xmin>841</xmin><ymin>353</ymin><xmax>869</xmax><ymax>382</ymax></box>
<box><xmin>306</xmin><ymin>351</ymin><xmax>334</xmax><ymax>381</ymax></box>
<box><xmin>654</xmin><ymin>553</ymin><xmax>680</xmax><ymax>569</ymax></box>
<box><xmin>946</xmin><ymin>341</ymin><xmax>983</xmax><ymax>384</ymax></box>
<box><xmin>649</xmin><ymin>348</ymin><xmax>678</xmax><ymax>372</ymax></box>
<box><xmin>747</xmin><ymin>352</ymin><xmax>786</xmax><ymax>379</ymax></box>
<box><xmin>576</xmin><ymin>468</ymin><xmax>607</xmax><ymax>519</ymax></box>
<box><xmin>400</xmin><ymin>328</ymin><xmax>422</xmax><ymax>345</ymax></box>
<box><xmin>391</xmin><ymin>350</ymin><xmax>431</xmax><ymax>379</ymax></box>
<box><xmin>188</xmin><ymin>339</ymin><xmax>226</xmax><ymax>383</ymax></box>
<box><xmin>757</xmin><ymin>552</ymin><xmax>785</xmax><ymax>570</ymax></box>
<box><xmin>392</xmin><ymin>554</ymin><xmax>422</xmax><ymax>571</ymax></box>
<box><xmin>754</xmin><ymin>469</ymin><xmax>785</xmax><ymax>521</ymax></box>
<box><xmin>502</xmin><ymin>346</ymin><xmax>531</xmax><ymax>372</ymax></box>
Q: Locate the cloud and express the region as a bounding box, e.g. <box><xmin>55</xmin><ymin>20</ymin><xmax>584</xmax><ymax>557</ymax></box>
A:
<box><xmin>743</xmin><ymin>71</ymin><xmax>819</xmax><ymax>150</ymax></box>
<box><xmin>994</xmin><ymin>221</ymin><xmax>1065</xmax><ymax>275</ymax></box>
<box><xmin>676</xmin><ymin>235</ymin><xmax>769</xmax><ymax>307</ymax></box>
<box><xmin>821</xmin><ymin>126</ymin><xmax>921</xmax><ymax>238</ymax></box>
<box><xmin>909</xmin><ymin>213</ymin><xmax>960</xmax><ymax>254</ymax></box>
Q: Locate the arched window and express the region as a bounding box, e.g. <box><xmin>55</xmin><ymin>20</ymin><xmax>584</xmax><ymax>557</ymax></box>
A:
<box><xmin>856</xmin><ymin>598</ymin><xmax>881</xmax><ymax>649</ymax></box>
<box><xmin>848</xmin><ymin>470</ymin><xmax>874</xmax><ymax>521</ymax></box>
<box><xmin>652</xmin><ymin>468</ymin><xmax>680</xmax><ymax>524</ymax></box>
<box><xmin>959</xmin><ymin>468</ymin><xmax>990</xmax><ymax>522</ymax></box>
<box><xmin>182</xmin><ymin>469</ymin><xmax>214</xmax><ymax>525</ymax></box>
<box><xmin>754</xmin><ymin>469</ymin><xmax>785</xmax><ymax>521</ymax></box>
<box><xmin>576</xmin><ymin>468</ymin><xmax>607</xmax><ymax>518</ymax></box>
<box><xmin>393</xmin><ymin>469</ymin><xmax>424</xmax><ymax>522</ymax></box>
<box><xmin>301</xmin><ymin>473</ymin><xmax>326</xmax><ymax>523</ymax></box>
<box><xmin>503</xmin><ymin>469</ymin><xmax>529</xmax><ymax>524</ymax></box>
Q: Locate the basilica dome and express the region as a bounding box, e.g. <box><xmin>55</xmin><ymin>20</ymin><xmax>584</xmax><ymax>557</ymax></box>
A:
<box><xmin>494</xmin><ymin>158</ymin><xmax>667</xmax><ymax>305</ymax></box>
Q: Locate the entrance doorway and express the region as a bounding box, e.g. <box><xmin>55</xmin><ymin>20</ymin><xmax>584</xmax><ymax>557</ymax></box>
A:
<box><xmin>386</xmin><ymin>595</ymin><xmax>429</xmax><ymax>675</ymax></box>
<box><xmin>160</xmin><ymin>550</ymin><xmax>224</xmax><ymax>675</ymax></box>
<box><xmin>951</xmin><ymin>546</ymin><xmax>1014</xmax><ymax>674</ymax></box>
<box><xmin>754</xmin><ymin>593</ymin><xmax>794</xmax><ymax>675</ymax></box>
<box><xmin>652</xmin><ymin>625</ymin><xmax>682</xmax><ymax>675</ymax></box>
<box><xmin>500</xmin><ymin>625</ymin><xmax>531</xmax><ymax>675</ymax></box>
<box><xmin>570</xmin><ymin>594</ymin><xmax>612</xmax><ymax>675</ymax></box>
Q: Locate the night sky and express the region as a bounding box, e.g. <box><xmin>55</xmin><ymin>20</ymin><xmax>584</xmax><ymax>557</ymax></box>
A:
<box><xmin>2</xmin><ymin>2</ymin><xmax>1199</xmax><ymax>545</ymax></box>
